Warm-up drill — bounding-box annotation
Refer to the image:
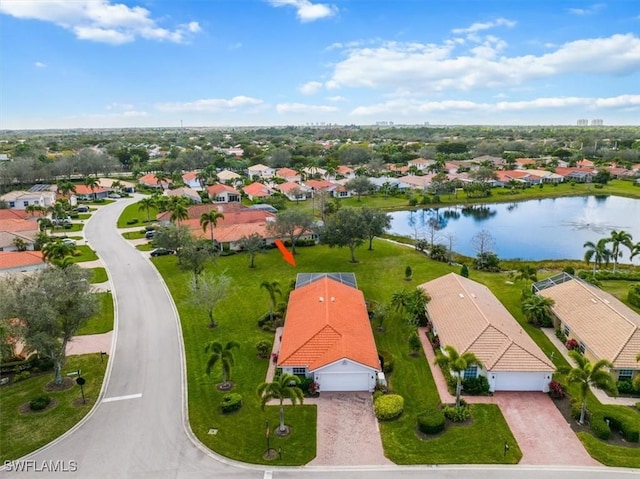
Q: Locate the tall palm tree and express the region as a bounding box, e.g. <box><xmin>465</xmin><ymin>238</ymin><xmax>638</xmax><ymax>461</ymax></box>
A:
<box><xmin>257</xmin><ymin>373</ymin><xmax>304</xmax><ymax>433</ymax></box>
<box><xmin>606</xmin><ymin>230</ymin><xmax>634</xmax><ymax>273</ymax></box>
<box><xmin>37</xmin><ymin>217</ymin><xmax>54</xmax><ymax>235</ymax></box>
<box><xmin>84</xmin><ymin>176</ymin><xmax>99</xmax><ymax>200</ymax></box>
<box><xmin>200</xmin><ymin>210</ymin><xmax>225</xmax><ymax>245</ymax></box>
<box><xmin>137</xmin><ymin>197</ymin><xmax>156</xmax><ymax>223</ymax></box>
<box><xmin>583</xmin><ymin>238</ymin><xmax>612</xmax><ymax>274</ymax></box>
<box><xmin>42</xmin><ymin>241</ymin><xmax>75</xmax><ymax>267</ymax></box>
<box><xmin>558</xmin><ymin>350</ymin><xmax>617</xmax><ymax>424</ymax></box>
<box><xmin>521</xmin><ymin>294</ymin><xmax>555</xmax><ymax>326</ymax></box>
<box><xmin>261</xmin><ymin>280</ymin><xmax>282</xmax><ymax>322</ymax></box>
<box><xmin>154</xmin><ymin>171</ymin><xmax>170</xmax><ymax>190</ymax></box>
<box><xmin>196</xmin><ymin>171</ymin><xmax>209</xmax><ymax>189</ymax></box>
<box><xmin>167</xmin><ymin>198</ymin><xmax>189</xmax><ymax>224</ymax></box>
<box><xmin>57</xmin><ymin>180</ymin><xmax>76</xmax><ymax>199</ymax></box>
<box><xmin>631</xmin><ymin>242</ymin><xmax>640</xmax><ymax>262</ymax></box>
<box><xmin>204</xmin><ymin>340</ymin><xmax>240</xmax><ymax>389</ymax></box>
<box><xmin>435</xmin><ymin>345</ymin><xmax>483</xmax><ymax>407</ymax></box>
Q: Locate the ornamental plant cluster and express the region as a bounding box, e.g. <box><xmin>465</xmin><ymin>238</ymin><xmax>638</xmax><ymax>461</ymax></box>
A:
<box><xmin>373</xmin><ymin>394</ymin><xmax>404</xmax><ymax>421</ymax></box>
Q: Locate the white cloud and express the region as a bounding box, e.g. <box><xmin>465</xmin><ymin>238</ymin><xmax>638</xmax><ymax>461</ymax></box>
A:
<box><xmin>567</xmin><ymin>3</ymin><xmax>605</xmax><ymax>15</ymax></box>
<box><xmin>325</xmin><ymin>34</ymin><xmax>640</xmax><ymax>92</ymax></box>
<box><xmin>268</xmin><ymin>0</ymin><xmax>337</xmax><ymax>22</ymax></box>
<box><xmin>350</xmin><ymin>94</ymin><xmax>640</xmax><ymax>117</ymax></box>
<box><xmin>451</xmin><ymin>17</ymin><xmax>516</xmax><ymax>35</ymax></box>
<box><xmin>155</xmin><ymin>96</ymin><xmax>264</xmax><ymax>112</ymax></box>
<box><xmin>34</xmin><ymin>61</ymin><xmax>46</xmax><ymax>68</ymax></box>
<box><xmin>276</xmin><ymin>103</ymin><xmax>338</xmax><ymax>113</ymax></box>
<box><xmin>106</xmin><ymin>102</ymin><xmax>134</xmax><ymax>111</ymax></box>
<box><xmin>299</xmin><ymin>81</ymin><xmax>323</xmax><ymax>95</ymax></box>
<box><xmin>326</xmin><ymin>95</ymin><xmax>347</xmax><ymax>102</ymax></box>
<box><xmin>0</xmin><ymin>0</ymin><xmax>201</xmax><ymax>45</ymax></box>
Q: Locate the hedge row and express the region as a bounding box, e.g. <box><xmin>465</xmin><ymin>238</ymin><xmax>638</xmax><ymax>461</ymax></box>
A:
<box><xmin>629</xmin><ymin>284</ymin><xmax>640</xmax><ymax>309</ymax></box>
<box><xmin>577</xmin><ymin>270</ymin><xmax>640</xmax><ymax>281</ymax></box>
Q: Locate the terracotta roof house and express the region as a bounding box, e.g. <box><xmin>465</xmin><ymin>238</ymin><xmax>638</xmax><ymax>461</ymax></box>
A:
<box><xmin>336</xmin><ymin>165</ymin><xmax>356</xmax><ymax>179</ymax></box>
<box><xmin>515</xmin><ymin>158</ymin><xmax>538</xmax><ymax>169</ymax></box>
<box><xmin>73</xmin><ymin>184</ymin><xmax>110</xmax><ymax>200</ymax></box>
<box><xmin>138</xmin><ymin>173</ymin><xmax>172</xmax><ymax>190</ymax></box>
<box><xmin>407</xmin><ymin>157</ymin><xmax>434</xmax><ymax>171</ymax></box>
<box><xmin>164</xmin><ymin>187</ymin><xmax>202</xmax><ymax>204</ymax></box>
<box><xmin>247</xmin><ymin>163</ymin><xmax>275</xmax><ymax>179</ymax></box>
<box><xmin>419</xmin><ymin>273</ymin><xmax>554</xmax><ymax>392</ymax></box>
<box><xmin>275</xmin><ymin>182</ymin><xmax>307</xmax><ymax>201</ymax></box>
<box><xmin>0</xmin><ymin>251</ymin><xmax>46</xmax><ymax>274</ymax></box>
<box><xmin>524</xmin><ymin>169</ymin><xmax>564</xmax><ymax>183</ymax></box>
<box><xmin>217</xmin><ymin>169</ymin><xmax>242</xmax><ymax>184</ymax></box>
<box><xmin>243</xmin><ymin>182</ymin><xmax>274</xmax><ymax>201</ymax></box>
<box><xmin>182</xmin><ymin>171</ymin><xmax>203</xmax><ymax>190</ymax></box>
<box><xmin>98</xmin><ymin>178</ymin><xmax>135</xmax><ymax>193</ymax></box>
<box><xmin>206</xmin><ymin>184</ymin><xmax>241</xmax><ymax>203</ymax></box>
<box><xmin>0</xmin><ymin>209</ymin><xmax>29</xmax><ymax>220</ymax></box>
<box><xmin>303</xmin><ymin>179</ymin><xmax>336</xmax><ymax>195</ymax></box>
<box><xmin>577</xmin><ymin>159</ymin><xmax>595</xmax><ymax>169</ymax></box>
<box><xmin>397</xmin><ymin>174</ymin><xmax>434</xmax><ymax>190</ymax></box>
<box><xmin>535</xmin><ymin>273</ymin><xmax>640</xmax><ymax>383</ymax></box>
<box><xmin>276</xmin><ymin>168</ymin><xmax>301</xmax><ymax>183</ymax></box>
<box><xmin>156</xmin><ymin>203</ymin><xmax>245</xmax><ymax>223</ymax></box>
<box><xmin>0</xmin><ymin>218</ymin><xmax>40</xmax><ymax>251</ymax></box>
<box><xmin>278</xmin><ymin>274</ymin><xmax>381</xmax><ymax>392</ymax></box>
<box><xmin>473</xmin><ymin>155</ymin><xmax>505</xmax><ymax>168</ymax></box>
<box><xmin>555</xmin><ymin>167</ymin><xmax>594</xmax><ymax>182</ymax></box>
<box><xmin>495</xmin><ymin>170</ymin><xmax>541</xmax><ymax>186</ymax></box>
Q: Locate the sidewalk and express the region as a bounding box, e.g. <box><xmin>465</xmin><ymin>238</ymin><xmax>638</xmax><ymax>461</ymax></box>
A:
<box><xmin>542</xmin><ymin>328</ymin><xmax>639</xmax><ymax>406</ymax></box>
<box><xmin>66</xmin><ymin>331</ymin><xmax>113</xmax><ymax>356</ymax></box>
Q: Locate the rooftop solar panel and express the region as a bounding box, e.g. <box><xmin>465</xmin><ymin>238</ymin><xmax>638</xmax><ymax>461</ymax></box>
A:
<box><xmin>295</xmin><ymin>272</ymin><xmax>357</xmax><ymax>289</ymax></box>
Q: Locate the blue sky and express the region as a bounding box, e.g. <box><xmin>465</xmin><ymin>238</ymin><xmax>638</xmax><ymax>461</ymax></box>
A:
<box><xmin>1</xmin><ymin>0</ymin><xmax>639</xmax><ymax>129</ymax></box>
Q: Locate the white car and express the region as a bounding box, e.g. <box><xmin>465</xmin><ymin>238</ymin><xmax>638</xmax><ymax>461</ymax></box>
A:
<box><xmin>108</xmin><ymin>193</ymin><xmax>121</xmax><ymax>199</ymax></box>
<box><xmin>61</xmin><ymin>238</ymin><xmax>76</xmax><ymax>246</ymax></box>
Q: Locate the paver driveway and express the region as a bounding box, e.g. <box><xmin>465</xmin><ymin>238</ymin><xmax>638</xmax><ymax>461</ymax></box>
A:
<box><xmin>307</xmin><ymin>392</ymin><xmax>393</xmax><ymax>466</ymax></box>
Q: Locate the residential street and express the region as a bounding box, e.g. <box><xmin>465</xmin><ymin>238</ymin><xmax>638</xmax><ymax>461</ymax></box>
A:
<box><xmin>3</xmin><ymin>198</ymin><xmax>634</xmax><ymax>478</ymax></box>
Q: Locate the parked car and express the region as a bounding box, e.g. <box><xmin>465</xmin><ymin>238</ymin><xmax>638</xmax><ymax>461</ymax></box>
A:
<box><xmin>108</xmin><ymin>193</ymin><xmax>121</xmax><ymax>199</ymax></box>
<box><xmin>150</xmin><ymin>248</ymin><xmax>174</xmax><ymax>257</ymax></box>
<box><xmin>145</xmin><ymin>230</ymin><xmax>155</xmax><ymax>239</ymax></box>
<box><xmin>61</xmin><ymin>238</ymin><xmax>76</xmax><ymax>246</ymax></box>
<box><xmin>75</xmin><ymin>205</ymin><xmax>90</xmax><ymax>213</ymax></box>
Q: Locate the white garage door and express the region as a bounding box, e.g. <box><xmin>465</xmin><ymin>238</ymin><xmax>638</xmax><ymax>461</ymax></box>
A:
<box><xmin>493</xmin><ymin>372</ymin><xmax>545</xmax><ymax>391</ymax></box>
<box><xmin>317</xmin><ymin>373</ymin><xmax>370</xmax><ymax>392</ymax></box>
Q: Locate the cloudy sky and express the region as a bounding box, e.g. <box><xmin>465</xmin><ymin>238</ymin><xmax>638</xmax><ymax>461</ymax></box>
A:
<box><xmin>1</xmin><ymin>0</ymin><xmax>639</xmax><ymax>129</ymax></box>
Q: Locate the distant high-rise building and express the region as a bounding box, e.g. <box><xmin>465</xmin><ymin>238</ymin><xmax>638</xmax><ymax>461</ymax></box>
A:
<box><xmin>577</xmin><ymin>119</ymin><xmax>589</xmax><ymax>126</ymax></box>
<box><xmin>591</xmin><ymin>119</ymin><xmax>603</xmax><ymax>126</ymax></box>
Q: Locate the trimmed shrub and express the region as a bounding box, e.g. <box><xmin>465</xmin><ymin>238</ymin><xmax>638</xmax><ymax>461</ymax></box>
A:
<box><xmin>255</xmin><ymin>340</ymin><xmax>272</xmax><ymax>359</ymax></box>
<box><xmin>378</xmin><ymin>350</ymin><xmax>394</xmax><ymax>374</ymax></box>
<box><xmin>220</xmin><ymin>393</ymin><xmax>243</xmax><ymax>414</ymax></box>
<box><xmin>372</xmin><ymin>390</ymin><xmax>384</xmax><ymax>403</ymax></box>
<box><xmin>548</xmin><ymin>380</ymin><xmax>566</xmax><ymax>399</ymax></box>
<box><xmin>126</xmin><ymin>218</ymin><xmax>139</xmax><ymax>225</ymax></box>
<box><xmin>29</xmin><ymin>395</ymin><xmax>51</xmax><ymax>411</ymax></box>
<box><xmin>590</xmin><ymin>413</ymin><xmax>611</xmax><ymax>440</ymax></box>
<box><xmin>12</xmin><ymin>371</ymin><xmax>31</xmax><ymax>383</ymax></box>
<box><xmin>442</xmin><ymin>404</ymin><xmax>471</xmax><ymax>422</ymax></box>
<box><xmin>604</xmin><ymin>411</ymin><xmax>640</xmax><ymax>442</ymax></box>
<box><xmin>563</xmin><ymin>266</ymin><xmax>575</xmax><ymax>275</ymax></box>
<box><xmin>565</xmin><ymin>338</ymin><xmax>579</xmax><ymax>351</ymax></box>
<box><xmin>417</xmin><ymin>409</ymin><xmax>446</xmax><ymax>435</ymax></box>
<box><xmin>461</xmin><ymin>376</ymin><xmax>490</xmax><ymax>395</ymax></box>
<box><xmin>629</xmin><ymin>284</ymin><xmax>640</xmax><ymax>309</ymax></box>
<box><xmin>617</xmin><ymin>380</ymin><xmax>635</xmax><ymax>395</ymax></box>
<box><xmin>374</xmin><ymin>394</ymin><xmax>404</xmax><ymax>421</ymax></box>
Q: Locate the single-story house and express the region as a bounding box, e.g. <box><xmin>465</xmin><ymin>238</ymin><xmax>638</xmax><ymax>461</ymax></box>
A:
<box><xmin>0</xmin><ymin>251</ymin><xmax>46</xmax><ymax>274</ymax></box>
<box><xmin>555</xmin><ymin>167</ymin><xmax>594</xmax><ymax>183</ymax></box>
<box><xmin>0</xmin><ymin>218</ymin><xmax>39</xmax><ymax>251</ymax></box>
<box><xmin>495</xmin><ymin>170</ymin><xmax>541</xmax><ymax>187</ymax></box>
<box><xmin>278</xmin><ymin>273</ymin><xmax>381</xmax><ymax>392</ymax></box>
<box><xmin>407</xmin><ymin>157</ymin><xmax>434</xmax><ymax>171</ymax></box>
<box><xmin>336</xmin><ymin>165</ymin><xmax>356</xmax><ymax>180</ymax></box>
<box><xmin>164</xmin><ymin>187</ymin><xmax>202</xmax><ymax>204</ymax></box>
<box><xmin>276</xmin><ymin>168</ymin><xmax>301</xmax><ymax>183</ymax></box>
<box><xmin>138</xmin><ymin>173</ymin><xmax>172</xmax><ymax>189</ymax></box>
<box><xmin>247</xmin><ymin>163</ymin><xmax>275</xmax><ymax>179</ymax></box>
<box><xmin>303</xmin><ymin>179</ymin><xmax>336</xmax><ymax>196</ymax></box>
<box><xmin>206</xmin><ymin>184</ymin><xmax>241</xmax><ymax>203</ymax></box>
<box><xmin>182</xmin><ymin>171</ymin><xmax>203</xmax><ymax>190</ymax></box>
<box><xmin>217</xmin><ymin>169</ymin><xmax>242</xmax><ymax>185</ymax></box>
<box><xmin>473</xmin><ymin>155</ymin><xmax>506</xmax><ymax>168</ymax></box>
<box><xmin>524</xmin><ymin>169</ymin><xmax>564</xmax><ymax>183</ymax></box>
<box><xmin>302</xmin><ymin>166</ymin><xmax>327</xmax><ymax>179</ymax></box>
<box><xmin>0</xmin><ymin>190</ymin><xmax>55</xmax><ymax>210</ymax></box>
<box><xmin>73</xmin><ymin>184</ymin><xmax>110</xmax><ymax>200</ymax></box>
<box><xmin>419</xmin><ymin>273</ymin><xmax>554</xmax><ymax>392</ymax></box>
<box><xmin>275</xmin><ymin>182</ymin><xmax>307</xmax><ymax>201</ymax></box>
<box><xmin>535</xmin><ymin>273</ymin><xmax>640</xmax><ymax>383</ymax></box>
<box><xmin>98</xmin><ymin>178</ymin><xmax>136</xmax><ymax>193</ymax></box>
<box><xmin>243</xmin><ymin>182</ymin><xmax>274</xmax><ymax>201</ymax></box>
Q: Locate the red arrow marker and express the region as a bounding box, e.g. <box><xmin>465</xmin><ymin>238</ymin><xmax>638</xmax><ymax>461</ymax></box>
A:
<box><xmin>274</xmin><ymin>239</ymin><xmax>296</xmax><ymax>267</ymax></box>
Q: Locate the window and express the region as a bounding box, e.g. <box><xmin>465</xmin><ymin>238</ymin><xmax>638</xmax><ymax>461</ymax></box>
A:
<box><xmin>564</xmin><ymin>325</ymin><xmax>570</xmax><ymax>336</ymax></box>
<box><xmin>618</xmin><ymin>370</ymin><xmax>633</xmax><ymax>381</ymax></box>
<box><xmin>9</xmin><ymin>202</ymin><xmax>15</xmax><ymax>207</ymax></box>
<box><xmin>463</xmin><ymin>366</ymin><xmax>478</xmax><ymax>380</ymax></box>
<box><xmin>292</xmin><ymin>367</ymin><xmax>306</xmax><ymax>376</ymax></box>
<box><xmin>215</xmin><ymin>196</ymin><xmax>225</xmax><ymax>202</ymax></box>
<box><xmin>579</xmin><ymin>342</ymin><xmax>586</xmax><ymax>354</ymax></box>
<box><xmin>23</xmin><ymin>201</ymin><xmax>29</xmax><ymax>207</ymax></box>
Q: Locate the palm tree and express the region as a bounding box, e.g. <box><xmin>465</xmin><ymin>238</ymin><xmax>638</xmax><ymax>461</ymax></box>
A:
<box><xmin>631</xmin><ymin>242</ymin><xmax>640</xmax><ymax>262</ymax></box>
<box><xmin>37</xmin><ymin>217</ymin><xmax>54</xmax><ymax>235</ymax></box>
<box><xmin>204</xmin><ymin>340</ymin><xmax>240</xmax><ymax>389</ymax></box>
<box><xmin>515</xmin><ymin>265</ymin><xmax>538</xmax><ymax>287</ymax></box>
<box><xmin>84</xmin><ymin>176</ymin><xmax>99</xmax><ymax>200</ymax></box>
<box><xmin>257</xmin><ymin>373</ymin><xmax>304</xmax><ymax>434</ymax></box>
<box><xmin>261</xmin><ymin>280</ymin><xmax>282</xmax><ymax>322</ymax></box>
<box><xmin>57</xmin><ymin>180</ymin><xmax>76</xmax><ymax>199</ymax></box>
<box><xmin>42</xmin><ymin>241</ymin><xmax>75</xmax><ymax>267</ymax></box>
<box><xmin>583</xmin><ymin>238</ymin><xmax>612</xmax><ymax>274</ymax></box>
<box><xmin>167</xmin><ymin>198</ymin><xmax>189</xmax><ymax>224</ymax></box>
<box><xmin>558</xmin><ymin>350</ymin><xmax>617</xmax><ymax>424</ymax></box>
<box><xmin>435</xmin><ymin>345</ymin><xmax>483</xmax><ymax>407</ymax></box>
<box><xmin>200</xmin><ymin>210</ymin><xmax>225</xmax><ymax>245</ymax></box>
<box><xmin>154</xmin><ymin>171</ymin><xmax>170</xmax><ymax>190</ymax></box>
<box><xmin>137</xmin><ymin>197</ymin><xmax>156</xmax><ymax>223</ymax></box>
<box><xmin>606</xmin><ymin>230</ymin><xmax>633</xmax><ymax>273</ymax></box>
<box><xmin>12</xmin><ymin>237</ymin><xmax>28</xmax><ymax>251</ymax></box>
<box><xmin>521</xmin><ymin>294</ymin><xmax>555</xmax><ymax>326</ymax></box>
<box><xmin>196</xmin><ymin>172</ymin><xmax>209</xmax><ymax>189</ymax></box>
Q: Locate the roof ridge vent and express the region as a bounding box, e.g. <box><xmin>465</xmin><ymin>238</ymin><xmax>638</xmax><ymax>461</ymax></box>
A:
<box><xmin>319</xmin><ymin>296</ymin><xmax>324</xmax><ymax>302</ymax></box>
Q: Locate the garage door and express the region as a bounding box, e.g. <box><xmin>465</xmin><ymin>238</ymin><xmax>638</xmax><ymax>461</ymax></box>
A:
<box><xmin>317</xmin><ymin>372</ymin><xmax>370</xmax><ymax>392</ymax></box>
<box><xmin>493</xmin><ymin>372</ymin><xmax>545</xmax><ymax>391</ymax></box>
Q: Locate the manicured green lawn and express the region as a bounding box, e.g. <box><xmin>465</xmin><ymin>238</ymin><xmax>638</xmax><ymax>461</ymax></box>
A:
<box><xmin>77</xmin><ymin>292</ymin><xmax>114</xmax><ymax>335</ymax></box>
<box><xmin>0</xmin><ymin>353</ymin><xmax>108</xmax><ymax>462</ymax></box>
<box><xmin>78</xmin><ymin>213</ymin><xmax>92</xmax><ymax>220</ymax></box>
<box><xmin>117</xmin><ymin>201</ymin><xmax>158</xmax><ymax>228</ymax></box>
<box><xmin>122</xmin><ymin>230</ymin><xmax>146</xmax><ymax>240</ymax></box>
<box><xmin>136</xmin><ymin>243</ymin><xmax>153</xmax><ymax>251</ymax></box>
<box><xmin>71</xmin><ymin>245</ymin><xmax>98</xmax><ymax>263</ymax></box>
<box><xmin>155</xmin><ymin>241</ymin><xmax>519</xmax><ymax>465</ymax></box>
<box><xmin>89</xmin><ymin>267</ymin><xmax>108</xmax><ymax>284</ymax></box>
<box><xmin>578</xmin><ymin>432</ymin><xmax>640</xmax><ymax>468</ymax></box>
<box><xmin>600</xmin><ymin>280</ymin><xmax>640</xmax><ymax>313</ymax></box>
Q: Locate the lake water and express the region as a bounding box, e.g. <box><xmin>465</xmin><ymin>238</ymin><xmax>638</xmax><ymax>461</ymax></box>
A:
<box><xmin>388</xmin><ymin>195</ymin><xmax>640</xmax><ymax>262</ymax></box>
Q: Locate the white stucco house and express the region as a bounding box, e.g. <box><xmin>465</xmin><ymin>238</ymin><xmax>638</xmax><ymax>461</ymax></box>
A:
<box><xmin>278</xmin><ymin>273</ymin><xmax>381</xmax><ymax>392</ymax></box>
<box><xmin>419</xmin><ymin>273</ymin><xmax>554</xmax><ymax>392</ymax></box>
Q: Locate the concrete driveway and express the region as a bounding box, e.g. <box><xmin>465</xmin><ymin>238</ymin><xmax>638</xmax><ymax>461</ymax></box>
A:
<box><xmin>308</xmin><ymin>392</ymin><xmax>392</xmax><ymax>466</ymax></box>
<box><xmin>491</xmin><ymin>392</ymin><xmax>599</xmax><ymax>466</ymax></box>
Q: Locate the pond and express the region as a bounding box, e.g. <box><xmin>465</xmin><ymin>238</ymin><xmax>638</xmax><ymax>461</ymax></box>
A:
<box><xmin>388</xmin><ymin>195</ymin><xmax>640</xmax><ymax>263</ymax></box>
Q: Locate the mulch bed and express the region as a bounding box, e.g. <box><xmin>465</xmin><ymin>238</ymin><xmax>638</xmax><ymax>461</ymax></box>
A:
<box><xmin>216</xmin><ymin>381</ymin><xmax>235</xmax><ymax>391</ymax></box>
<box><xmin>44</xmin><ymin>377</ymin><xmax>74</xmax><ymax>392</ymax></box>
<box><xmin>551</xmin><ymin>395</ymin><xmax>640</xmax><ymax>448</ymax></box>
<box><xmin>19</xmin><ymin>398</ymin><xmax>58</xmax><ymax>415</ymax></box>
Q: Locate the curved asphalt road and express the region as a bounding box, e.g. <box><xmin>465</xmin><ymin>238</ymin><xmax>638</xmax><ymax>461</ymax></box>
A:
<box><xmin>4</xmin><ymin>199</ymin><xmax>636</xmax><ymax>479</ymax></box>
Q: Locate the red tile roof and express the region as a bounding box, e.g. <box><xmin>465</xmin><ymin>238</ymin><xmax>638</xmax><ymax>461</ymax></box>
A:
<box><xmin>206</xmin><ymin>183</ymin><xmax>240</xmax><ymax>196</ymax></box>
<box><xmin>304</xmin><ymin>179</ymin><xmax>335</xmax><ymax>190</ymax></box>
<box><xmin>275</xmin><ymin>182</ymin><xmax>304</xmax><ymax>194</ymax></box>
<box><xmin>138</xmin><ymin>173</ymin><xmax>172</xmax><ymax>186</ymax></box>
<box><xmin>276</xmin><ymin>167</ymin><xmax>299</xmax><ymax>178</ymax></box>
<box><xmin>0</xmin><ymin>219</ymin><xmax>39</xmax><ymax>233</ymax></box>
<box><xmin>182</xmin><ymin>171</ymin><xmax>198</xmax><ymax>181</ymax></box>
<box><xmin>0</xmin><ymin>209</ymin><xmax>29</xmax><ymax>220</ymax></box>
<box><xmin>243</xmin><ymin>182</ymin><xmax>273</xmax><ymax>197</ymax></box>
<box><xmin>278</xmin><ymin>277</ymin><xmax>380</xmax><ymax>371</ymax></box>
<box><xmin>74</xmin><ymin>184</ymin><xmax>108</xmax><ymax>195</ymax></box>
<box><xmin>0</xmin><ymin>251</ymin><xmax>45</xmax><ymax>270</ymax></box>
